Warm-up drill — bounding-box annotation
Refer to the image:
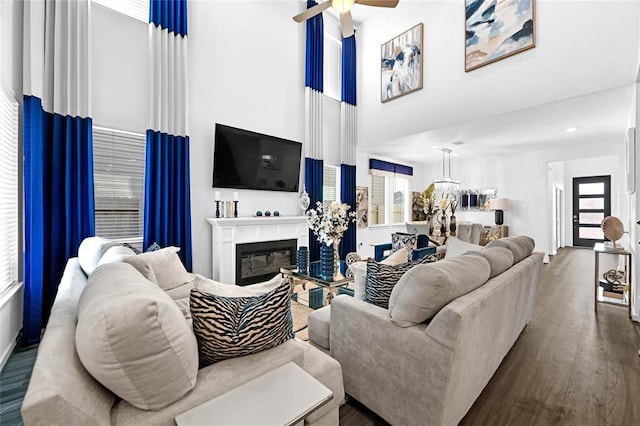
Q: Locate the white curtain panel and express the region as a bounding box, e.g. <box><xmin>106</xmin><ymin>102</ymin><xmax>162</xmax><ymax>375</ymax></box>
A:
<box><xmin>23</xmin><ymin>0</ymin><xmax>91</xmax><ymax>118</ymax></box>
<box><xmin>147</xmin><ymin>23</ymin><xmax>188</xmax><ymax>136</ymax></box>
<box><xmin>340</xmin><ymin>102</ymin><xmax>356</xmax><ymax>166</ymax></box>
<box><xmin>304</xmin><ymin>87</ymin><xmax>323</xmax><ymax>160</ymax></box>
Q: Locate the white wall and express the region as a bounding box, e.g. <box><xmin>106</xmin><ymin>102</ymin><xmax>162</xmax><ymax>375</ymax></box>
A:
<box><xmin>0</xmin><ymin>0</ymin><xmax>23</xmax><ymax>370</ymax></box>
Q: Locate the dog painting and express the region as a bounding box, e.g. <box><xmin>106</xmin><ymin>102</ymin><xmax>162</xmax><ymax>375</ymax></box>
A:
<box><xmin>381</xmin><ymin>23</ymin><xmax>423</xmax><ymax>102</ymax></box>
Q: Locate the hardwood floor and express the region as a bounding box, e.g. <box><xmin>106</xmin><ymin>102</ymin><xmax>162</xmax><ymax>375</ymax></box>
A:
<box><xmin>2</xmin><ymin>248</ymin><xmax>638</xmax><ymax>425</ymax></box>
<box><xmin>339</xmin><ymin>247</ymin><xmax>640</xmax><ymax>425</ymax></box>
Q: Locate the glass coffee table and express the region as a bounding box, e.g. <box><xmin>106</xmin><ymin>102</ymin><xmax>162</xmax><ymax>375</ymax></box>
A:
<box><xmin>281</xmin><ymin>261</ymin><xmax>353</xmax><ymax>309</ymax></box>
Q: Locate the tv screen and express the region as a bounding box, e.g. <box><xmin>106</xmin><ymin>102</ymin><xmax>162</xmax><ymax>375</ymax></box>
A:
<box><xmin>212</xmin><ymin>124</ymin><xmax>302</xmax><ymax>192</ymax></box>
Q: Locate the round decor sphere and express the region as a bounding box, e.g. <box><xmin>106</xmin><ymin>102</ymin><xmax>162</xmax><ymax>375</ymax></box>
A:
<box><xmin>601</xmin><ymin>216</ymin><xmax>624</xmax><ymax>244</ymax></box>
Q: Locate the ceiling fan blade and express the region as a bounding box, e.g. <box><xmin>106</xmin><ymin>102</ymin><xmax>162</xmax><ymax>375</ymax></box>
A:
<box><xmin>340</xmin><ymin>12</ymin><xmax>355</xmax><ymax>38</ymax></box>
<box><xmin>293</xmin><ymin>2</ymin><xmax>332</xmax><ymax>22</ymax></box>
<box><xmin>355</xmin><ymin>0</ymin><xmax>399</xmax><ymax>7</ymax></box>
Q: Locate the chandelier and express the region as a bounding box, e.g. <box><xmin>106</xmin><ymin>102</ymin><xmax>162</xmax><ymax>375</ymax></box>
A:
<box><xmin>433</xmin><ymin>148</ymin><xmax>460</xmax><ymax>197</ymax></box>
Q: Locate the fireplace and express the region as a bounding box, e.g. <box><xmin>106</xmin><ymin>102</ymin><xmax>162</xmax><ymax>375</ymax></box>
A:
<box><xmin>235</xmin><ymin>239</ymin><xmax>297</xmax><ymax>286</ymax></box>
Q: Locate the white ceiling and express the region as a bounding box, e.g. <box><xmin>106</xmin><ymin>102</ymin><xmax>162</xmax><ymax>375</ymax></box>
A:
<box><xmin>346</xmin><ymin>0</ymin><xmax>640</xmax><ymax>166</ymax></box>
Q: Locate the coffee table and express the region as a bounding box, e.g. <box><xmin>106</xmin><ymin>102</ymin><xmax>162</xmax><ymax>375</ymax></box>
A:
<box><xmin>175</xmin><ymin>362</ymin><xmax>333</xmax><ymax>426</ymax></box>
<box><xmin>281</xmin><ymin>261</ymin><xmax>353</xmax><ymax>308</ymax></box>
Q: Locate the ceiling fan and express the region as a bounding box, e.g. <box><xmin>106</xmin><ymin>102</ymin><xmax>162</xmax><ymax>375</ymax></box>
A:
<box><xmin>293</xmin><ymin>0</ymin><xmax>399</xmax><ymax>38</ymax></box>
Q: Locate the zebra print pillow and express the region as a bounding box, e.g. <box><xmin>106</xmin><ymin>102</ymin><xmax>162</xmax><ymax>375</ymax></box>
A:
<box><xmin>190</xmin><ymin>281</ymin><xmax>294</xmax><ymax>367</ymax></box>
<box><xmin>364</xmin><ymin>255</ymin><xmax>434</xmax><ymax>309</ymax></box>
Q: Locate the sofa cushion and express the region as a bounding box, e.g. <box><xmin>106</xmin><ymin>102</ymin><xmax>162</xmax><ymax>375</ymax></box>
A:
<box><xmin>463</xmin><ymin>246</ymin><xmax>514</xmax><ymax>279</ymax></box>
<box><xmin>392</xmin><ymin>233</ymin><xmax>418</xmax><ymax>262</ymax></box>
<box><xmin>190</xmin><ymin>280</ymin><xmax>294</xmax><ymax>367</ymax></box>
<box><xmin>444</xmin><ymin>237</ymin><xmax>483</xmax><ymax>259</ymax></box>
<box><xmin>349</xmin><ymin>247</ymin><xmax>408</xmax><ymax>301</ymax></box>
<box><xmin>486</xmin><ymin>235</ymin><xmax>535</xmax><ymax>263</ymax></box>
<box><xmin>77</xmin><ymin>236</ymin><xmax>120</xmax><ymax>275</ymax></box>
<box><xmin>96</xmin><ymin>245</ymin><xmax>136</xmax><ymax>266</ymax></box>
<box><xmin>388</xmin><ymin>255</ymin><xmax>491</xmax><ymax>327</ymax></box>
<box><xmin>308</xmin><ymin>305</ymin><xmax>332</xmax><ymax>350</ymax></box>
<box><xmin>364</xmin><ymin>254</ymin><xmax>434</xmax><ymax>309</ymax></box>
<box><xmin>123</xmin><ymin>246</ymin><xmax>192</xmax><ymax>291</ymax></box>
<box><xmin>75</xmin><ymin>262</ymin><xmax>198</xmax><ymax>410</ymax></box>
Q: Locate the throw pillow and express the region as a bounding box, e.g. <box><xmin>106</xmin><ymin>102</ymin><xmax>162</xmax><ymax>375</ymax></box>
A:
<box><xmin>364</xmin><ymin>254</ymin><xmax>434</xmax><ymax>309</ymax></box>
<box><xmin>193</xmin><ymin>273</ymin><xmax>283</xmax><ymax>297</ymax></box>
<box><xmin>97</xmin><ymin>245</ymin><xmax>136</xmax><ymax>267</ymax></box>
<box><xmin>388</xmin><ymin>255</ymin><xmax>491</xmax><ymax>327</ymax></box>
<box><xmin>391</xmin><ymin>232</ymin><xmax>418</xmax><ymax>262</ymax></box>
<box><xmin>146</xmin><ymin>242</ymin><xmax>162</xmax><ymax>252</ymax></box>
<box><xmin>123</xmin><ymin>246</ymin><xmax>192</xmax><ymax>291</ymax></box>
<box><xmin>349</xmin><ymin>247</ymin><xmax>409</xmax><ymax>301</ymax></box>
<box><xmin>121</xmin><ymin>242</ymin><xmax>141</xmax><ymax>255</ymax></box>
<box><xmin>190</xmin><ymin>280</ymin><xmax>294</xmax><ymax>367</ymax></box>
<box><xmin>77</xmin><ymin>236</ymin><xmax>120</xmax><ymax>276</ymax></box>
<box><xmin>444</xmin><ymin>237</ymin><xmax>483</xmax><ymax>259</ymax></box>
<box><xmin>75</xmin><ymin>262</ymin><xmax>198</xmax><ymax>410</ymax></box>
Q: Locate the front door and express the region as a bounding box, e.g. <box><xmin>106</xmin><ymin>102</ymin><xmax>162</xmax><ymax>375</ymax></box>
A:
<box><xmin>572</xmin><ymin>175</ymin><xmax>611</xmax><ymax>247</ymax></box>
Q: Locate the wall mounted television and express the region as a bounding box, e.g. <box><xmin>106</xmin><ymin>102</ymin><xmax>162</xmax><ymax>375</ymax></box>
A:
<box><xmin>212</xmin><ymin>123</ymin><xmax>302</xmax><ymax>193</ymax></box>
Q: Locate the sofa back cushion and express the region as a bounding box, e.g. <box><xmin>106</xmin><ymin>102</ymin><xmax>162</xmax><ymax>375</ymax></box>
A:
<box><xmin>388</xmin><ymin>255</ymin><xmax>491</xmax><ymax>327</ymax></box>
<box><xmin>76</xmin><ymin>262</ymin><xmax>198</xmax><ymax>410</ymax></box>
<box><xmin>77</xmin><ymin>236</ymin><xmax>120</xmax><ymax>275</ymax></box>
<box><xmin>463</xmin><ymin>246</ymin><xmax>514</xmax><ymax>279</ymax></box>
<box><xmin>444</xmin><ymin>237</ymin><xmax>483</xmax><ymax>259</ymax></box>
<box><xmin>486</xmin><ymin>235</ymin><xmax>535</xmax><ymax>263</ymax></box>
<box><xmin>123</xmin><ymin>246</ymin><xmax>192</xmax><ymax>291</ymax></box>
<box><xmin>97</xmin><ymin>245</ymin><xmax>136</xmax><ymax>266</ymax></box>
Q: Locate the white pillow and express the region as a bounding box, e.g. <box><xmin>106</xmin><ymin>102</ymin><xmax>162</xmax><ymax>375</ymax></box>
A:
<box><xmin>123</xmin><ymin>246</ymin><xmax>192</xmax><ymax>291</ymax></box>
<box><xmin>77</xmin><ymin>236</ymin><xmax>120</xmax><ymax>275</ymax></box>
<box><xmin>350</xmin><ymin>247</ymin><xmax>409</xmax><ymax>301</ymax></box>
<box><xmin>97</xmin><ymin>245</ymin><xmax>136</xmax><ymax>266</ymax></box>
<box><xmin>193</xmin><ymin>273</ymin><xmax>282</xmax><ymax>297</ymax></box>
<box><xmin>444</xmin><ymin>237</ymin><xmax>483</xmax><ymax>259</ymax></box>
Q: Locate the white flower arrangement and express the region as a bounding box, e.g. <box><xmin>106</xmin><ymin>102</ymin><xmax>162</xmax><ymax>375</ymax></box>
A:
<box><xmin>306</xmin><ymin>201</ymin><xmax>356</xmax><ymax>246</ymax></box>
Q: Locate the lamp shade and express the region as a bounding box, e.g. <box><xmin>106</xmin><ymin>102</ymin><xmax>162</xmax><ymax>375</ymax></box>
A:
<box><xmin>490</xmin><ymin>198</ymin><xmax>510</xmax><ymax>211</ymax></box>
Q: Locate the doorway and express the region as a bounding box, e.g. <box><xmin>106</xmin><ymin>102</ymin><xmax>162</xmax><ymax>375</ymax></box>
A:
<box><xmin>553</xmin><ymin>185</ymin><xmax>564</xmax><ymax>253</ymax></box>
<box><xmin>572</xmin><ymin>175</ymin><xmax>611</xmax><ymax>247</ymax></box>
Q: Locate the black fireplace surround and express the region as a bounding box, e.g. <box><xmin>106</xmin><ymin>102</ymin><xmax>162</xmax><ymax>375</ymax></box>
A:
<box><xmin>235</xmin><ymin>239</ymin><xmax>297</xmax><ymax>286</ymax></box>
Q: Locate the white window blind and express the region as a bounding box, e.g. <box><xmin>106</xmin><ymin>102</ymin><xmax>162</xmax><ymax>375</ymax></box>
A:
<box><xmin>324</xmin><ymin>33</ymin><xmax>342</xmax><ymax>101</ymax></box>
<box><xmin>92</xmin><ymin>0</ymin><xmax>149</xmax><ymax>23</ymax></box>
<box><xmin>323</xmin><ymin>164</ymin><xmax>339</xmax><ymax>204</ymax></box>
<box><xmin>0</xmin><ymin>82</ymin><xmax>19</xmax><ymax>294</ymax></box>
<box><xmin>93</xmin><ymin>127</ymin><xmax>145</xmax><ymax>250</ymax></box>
<box><xmin>370</xmin><ymin>175</ymin><xmax>386</xmax><ymax>225</ymax></box>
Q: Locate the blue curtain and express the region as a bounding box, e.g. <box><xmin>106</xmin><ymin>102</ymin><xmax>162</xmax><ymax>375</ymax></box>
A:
<box><xmin>23</xmin><ymin>96</ymin><xmax>94</xmax><ymax>345</ymax></box>
<box><xmin>305</xmin><ymin>158</ymin><xmax>324</xmax><ymax>261</ymax></box>
<box><xmin>340</xmin><ymin>164</ymin><xmax>356</xmax><ymax>258</ymax></box>
<box><xmin>342</xmin><ymin>35</ymin><xmax>356</xmax><ymax>106</ymax></box>
<box><xmin>146</xmin><ymin>0</ymin><xmax>192</xmax><ymax>270</ymax></box>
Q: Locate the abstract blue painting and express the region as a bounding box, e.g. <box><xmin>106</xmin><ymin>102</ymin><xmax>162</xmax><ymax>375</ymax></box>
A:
<box><xmin>465</xmin><ymin>0</ymin><xmax>535</xmax><ymax>71</ymax></box>
<box><xmin>381</xmin><ymin>23</ymin><xmax>423</xmax><ymax>102</ymax></box>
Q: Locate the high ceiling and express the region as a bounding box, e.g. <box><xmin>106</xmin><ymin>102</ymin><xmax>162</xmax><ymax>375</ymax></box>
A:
<box><xmin>347</xmin><ymin>0</ymin><xmax>640</xmax><ymax>165</ymax></box>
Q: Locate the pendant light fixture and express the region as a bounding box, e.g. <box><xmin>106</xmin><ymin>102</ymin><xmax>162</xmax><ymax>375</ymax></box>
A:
<box><xmin>433</xmin><ymin>148</ymin><xmax>460</xmax><ymax>197</ymax></box>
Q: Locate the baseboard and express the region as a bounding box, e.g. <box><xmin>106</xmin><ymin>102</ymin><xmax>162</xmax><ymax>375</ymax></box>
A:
<box><xmin>0</xmin><ymin>338</ymin><xmax>17</xmax><ymax>372</ymax></box>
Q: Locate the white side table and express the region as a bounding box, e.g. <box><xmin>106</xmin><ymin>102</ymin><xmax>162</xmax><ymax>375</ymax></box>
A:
<box><xmin>175</xmin><ymin>362</ymin><xmax>333</xmax><ymax>426</ymax></box>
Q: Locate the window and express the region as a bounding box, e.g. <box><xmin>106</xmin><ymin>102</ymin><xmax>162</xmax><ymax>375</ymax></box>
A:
<box><xmin>369</xmin><ymin>159</ymin><xmax>413</xmax><ymax>226</ymax></box>
<box><xmin>323</xmin><ymin>32</ymin><xmax>342</xmax><ymax>101</ymax></box>
<box><xmin>93</xmin><ymin>127</ymin><xmax>146</xmax><ymax>251</ymax></box>
<box><xmin>323</xmin><ymin>164</ymin><xmax>340</xmax><ymax>204</ymax></box>
<box><xmin>0</xmin><ymin>82</ymin><xmax>19</xmax><ymax>294</ymax></box>
<box><xmin>92</xmin><ymin>0</ymin><xmax>149</xmax><ymax>23</ymax></box>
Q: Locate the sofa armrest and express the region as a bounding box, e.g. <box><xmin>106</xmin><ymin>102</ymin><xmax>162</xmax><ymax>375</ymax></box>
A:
<box><xmin>329</xmin><ymin>296</ymin><xmax>452</xmax><ymax>425</ymax></box>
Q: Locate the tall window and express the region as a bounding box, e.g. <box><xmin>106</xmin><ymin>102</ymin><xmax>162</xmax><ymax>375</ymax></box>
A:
<box><xmin>0</xmin><ymin>82</ymin><xmax>19</xmax><ymax>294</ymax></box>
<box><xmin>369</xmin><ymin>159</ymin><xmax>413</xmax><ymax>226</ymax></box>
<box><xmin>323</xmin><ymin>164</ymin><xmax>340</xmax><ymax>204</ymax></box>
<box><xmin>93</xmin><ymin>127</ymin><xmax>145</xmax><ymax>251</ymax></box>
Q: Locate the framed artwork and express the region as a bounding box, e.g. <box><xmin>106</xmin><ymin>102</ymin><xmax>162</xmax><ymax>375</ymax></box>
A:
<box><xmin>626</xmin><ymin>127</ymin><xmax>636</xmax><ymax>194</ymax></box>
<box><xmin>411</xmin><ymin>191</ymin><xmax>427</xmax><ymax>221</ymax></box>
<box><xmin>465</xmin><ymin>0</ymin><xmax>535</xmax><ymax>72</ymax></box>
<box><xmin>380</xmin><ymin>23</ymin><xmax>423</xmax><ymax>103</ymax></box>
<box><xmin>355</xmin><ymin>186</ymin><xmax>369</xmax><ymax>228</ymax></box>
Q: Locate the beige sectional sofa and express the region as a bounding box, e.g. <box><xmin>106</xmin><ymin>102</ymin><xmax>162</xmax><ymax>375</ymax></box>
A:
<box><xmin>308</xmin><ymin>235</ymin><xmax>543</xmax><ymax>425</ymax></box>
<box><xmin>21</xmin><ymin>237</ymin><xmax>344</xmax><ymax>425</ymax></box>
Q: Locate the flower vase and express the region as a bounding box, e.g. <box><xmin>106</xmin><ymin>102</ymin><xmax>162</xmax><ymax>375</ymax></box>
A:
<box><xmin>427</xmin><ymin>216</ymin><xmax>435</xmax><ymax>236</ymax></box>
<box><xmin>320</xmin><ymin>243</ymin><xmax>335</xmax><ymax>281</ymax></box>
<box><xmin>439</xmin><ymin>213</ymin><xmax>447</xmax><ymax>236</ymax></box>
<box><xmin>449</xmin><ymin>215</ymin><xmax>457</xmax><ymax>237</ymax></box>
<box><xmin>333</xmin><ymin>237</ymin><xmax>343</xmax><ymax>280</ymax></box>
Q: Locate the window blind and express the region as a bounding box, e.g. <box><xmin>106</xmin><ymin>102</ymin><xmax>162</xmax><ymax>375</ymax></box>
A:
<box><xmin>370</xmin><ymin>175</ymin><xmax>386</xmax><ymax>225</ymax></box>
<box><xmin>323</xmin><ymin>164</ymin><xmax>338</xmax><ymax>203</ymax></box>
<box><xmin>92</xmin><ymin>0</ymin><xmax>149</xmax><ymax>23</ymax></box>
<box><xmin>93</xmin><ymin>127</ymin><xmax>145</xmax><ymax>250</ymax></box>
<box><xmin>0</xmin><ymin>82</ymin><xmax>19</xmax><ymax>294</ymax></box>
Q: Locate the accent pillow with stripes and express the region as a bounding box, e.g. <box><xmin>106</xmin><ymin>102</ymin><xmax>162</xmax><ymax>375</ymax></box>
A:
<box><xmin>190</xmin><ymin>281</ymin><xmax>294</xmax><ymax>367</ymax></box>
<box><xmin>364</xmin><ymin>255</ymin><xmax>435</xmax><ymax>309</ymax></box>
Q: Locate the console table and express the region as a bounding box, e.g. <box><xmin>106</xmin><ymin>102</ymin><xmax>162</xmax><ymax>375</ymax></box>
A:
<box><xmin>593</xmin><ymin>242</ymin><xmax>632</xmax><ymax>320</ymax></box>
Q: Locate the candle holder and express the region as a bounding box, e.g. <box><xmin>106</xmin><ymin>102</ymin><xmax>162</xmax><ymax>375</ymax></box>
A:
<box><xmin>215</xmin><ymin>200</ymin><xmax>220</xmax><ymax>218</ymax></box>
<box><xmin>233</xmin><ymin>201</ymin><xmax>238</xmax><ymax>218</ymax></box>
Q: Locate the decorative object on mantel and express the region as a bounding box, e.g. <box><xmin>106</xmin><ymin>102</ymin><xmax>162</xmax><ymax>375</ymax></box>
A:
<box><xmin>215</xmin><ymin>191</ymin><xmax>221</xmax><ymax>218</ymax></box>
<box><xmin>465</xmin><ymin>0</ymin><xmax>535</xmax><ymax>72</ymax></box>
<box><xmin>601</xmin><ymin>216</ymin><xmax>624</xmax><ymax>247</ymax></box>
<box><xmin>306</xmin><ymin>201</ymin><xmax>356</xmax><ymax>281</ymax></box>
<box><xmin>255</xmin><ymin>211</ymin><xmax>263</xmax><ymax>217</ymax></box>
<box><xmin>298</xmin><ymin>186</ymin><xmax>310</xmax><ymax>212</ymax></box>
<box><xmin>490</xmin><ymin>198</ymin><xmax>510</xmax><ymax>225</ymax></box>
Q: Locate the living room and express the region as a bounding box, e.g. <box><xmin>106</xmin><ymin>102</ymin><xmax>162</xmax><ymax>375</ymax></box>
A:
<box><xmin>1</xmin><ymin>0</ymin><xmax>640</xmax><ymax>424</ymax></box>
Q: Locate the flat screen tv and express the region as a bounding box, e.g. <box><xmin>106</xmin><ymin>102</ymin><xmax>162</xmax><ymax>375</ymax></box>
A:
<box><xmin>212</xmin><ymin>123</ymin><xmax>302</xmax><ymax>192</ymax></box>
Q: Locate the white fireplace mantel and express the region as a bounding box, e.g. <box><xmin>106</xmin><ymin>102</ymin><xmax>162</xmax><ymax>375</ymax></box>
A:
<box><xmin>207</xmin><ymin>216</ymin><xmax>309</xmax><ymax>284</ymax></box>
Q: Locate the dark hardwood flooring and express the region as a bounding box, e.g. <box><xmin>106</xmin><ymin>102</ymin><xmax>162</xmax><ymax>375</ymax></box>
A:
<box><xmin>339</xmin><ymin>247</ymin><xmax>640</xmax><ymax>425</ymax></box>
<box><xmin>2</xmin><ymin>248</ymin><xmax>638</xmax><ymax>425</ymax></box>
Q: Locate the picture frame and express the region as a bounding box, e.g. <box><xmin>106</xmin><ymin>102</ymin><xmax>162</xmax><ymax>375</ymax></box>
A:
<box><xmin>355</xmin><ymin>186</ymin><xmax>369</xmax><ymax>228</ymax></box>
<box><xmin>380</xmin><ymin>23</ymin><xmax>423</xmax><ymax>103</ymax></box>
<box><xmin>626</xmin><ymin>127</ymin><xmax>636</xmax><ymax>194</ymax></box>
<box><xmin>465</xmin><ymin>0</ymin><xmax>535</xmax><ymax>72</ymax></box>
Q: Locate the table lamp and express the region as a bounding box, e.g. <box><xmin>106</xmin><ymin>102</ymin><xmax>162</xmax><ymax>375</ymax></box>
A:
<box><xmin>491</xmin><ymin>198</ymin><xmax>510</xmax><ymax>226</ymax></box>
